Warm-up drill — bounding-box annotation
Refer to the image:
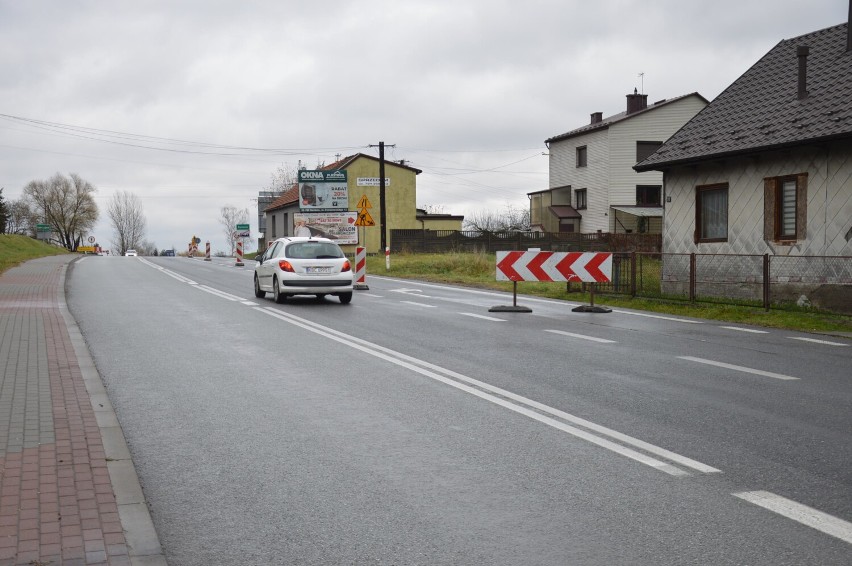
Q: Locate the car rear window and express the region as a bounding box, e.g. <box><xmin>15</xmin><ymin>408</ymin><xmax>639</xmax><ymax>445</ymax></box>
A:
<box><xmin>286</xmin><ymin>242</ymin><xmax>344</xmax><ymax>259</ymax></box>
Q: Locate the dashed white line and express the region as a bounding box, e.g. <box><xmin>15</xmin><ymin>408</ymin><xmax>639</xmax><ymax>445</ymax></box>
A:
<box><xmin>459</xmin><ymin>312</ymin><xmax>506</xmax><ymax>322</ymax></box>
<box><xmin>611</xmin><ymin>310</ymin><xmax>704</xmax><ymax>324</ymax></box>
<box><xmin>545</xmin><ymin>329</ymin><xmax>617</xmax><ymax>344</ymax></box>
<box><xmin>788</xmin><ymin>337</ymin><xmax>849</xmax><ymax>347</ymax></box>
<box><xmin>679</xmin><ymin>356</ymin><xmax>799</xmax><ymax>381</ymax></box>
<box><xmin>734</xmin><ymin>491</ymin><xmax>852</xmax><ymax>545</ymax></box>
<box><xmin>402</xmin><ymin>301</ymin><xmax>436</xmax><ymax>308</ymax></box>
<box><xmin>720</xmin><ymin>326</ymin><xmax>769</xmax><ymax>334</ymax></box>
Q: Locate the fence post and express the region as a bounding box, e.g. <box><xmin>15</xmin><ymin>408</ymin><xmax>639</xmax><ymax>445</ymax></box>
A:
<box><xmin>763</xmin><ymin>253</ymin><xmax>770</xmax><ymax>311</ymax></box>
<box><xmin>689</xmin><ymin>253</ymin><xmax>696</xmax><ymax>303</ymax></box>
<box><xmin>630</xmin><ymin>252</ymin><xmax>637</xmax><ymax>297</ymax></box>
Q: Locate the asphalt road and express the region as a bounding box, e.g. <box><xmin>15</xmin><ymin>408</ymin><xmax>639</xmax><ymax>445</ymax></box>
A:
<box><xmin>66</xmin><ymin>255</ymin><xmax>852</xmax><ymax>565</ymax></box>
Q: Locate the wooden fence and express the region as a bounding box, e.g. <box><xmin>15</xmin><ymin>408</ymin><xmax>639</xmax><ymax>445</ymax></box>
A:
<box><xmin>390</xmin><ymin>230</ymin><xmax>662</xmax><ymax>254</ymax></box>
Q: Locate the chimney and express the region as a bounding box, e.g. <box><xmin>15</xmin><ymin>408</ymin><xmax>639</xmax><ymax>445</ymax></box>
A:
<box><xmin>591</xmin><ymin>112</ymin><xmax>603</xmax><ymax>124</ymax></box>
<box><xmin>626</xmin><ymin>88</ymin><xmax>648</xmax><ymax>114</ymax></box>
<box><xmin>797</xmin><ymin>45</ymin><xmax>809</xmax><ymax>100</ymax></box>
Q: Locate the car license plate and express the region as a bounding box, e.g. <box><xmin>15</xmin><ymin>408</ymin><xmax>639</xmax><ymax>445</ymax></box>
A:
<box><xmin>306</xmin><ymin>266</ymin><xmax>332</xmax><ymax>274</ymax></box>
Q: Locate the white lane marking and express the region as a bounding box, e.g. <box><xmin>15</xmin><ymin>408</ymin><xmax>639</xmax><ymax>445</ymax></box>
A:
<box><xmin>679</xmin><ymin>356</ymin><xmax>799</xmax><ymax>381</ymax></box>
<box><xmin>788</xmin><ymin>337</ymin><xmax>849</xmax><ymax>347</ymax></box>
<box><xmin>196</xmin><ymin>285</ymin><xmax>245</xmax><ymax>302</ymax></box>
<box><xmin>611</xmin><ymin>310</ymin><xmax>704</xmax><ymax>324</ymax></box>
<box><xmin>402</xmin><ymin>301</ymin><xmax>436</xmax><ymax>308</ymax></box>
<box><xmin>734</xmin><ymin>491</ymin><xmax>852</xmax><ymax>545</ymax></box>
<box><xmin>256</xmin><ymin>306</ymin><xmax>720</xmax><ymax>476</ymax></box>
<box><xmin>545</xmin><ymin>329</ymin><xmax>617</xmax><ymax>344</ymax></box>
<box><xmin>360</xmin><ymin>293</ymin><xmax>384</xmax><ymax>298</ymax></box>
<box><xmin>392</xmin><ymin>288</ymin><xmax>433</xmax><ymax>298</ymax></box>
<box><xmin>720</xmin><ymin>326</ymin><xmax>769</xmax><ymax>334</ymax></box>
<box><xmin>459</xmin><ymin>312</ymin><xmax>506</xmax><ymax>322</ymax></box>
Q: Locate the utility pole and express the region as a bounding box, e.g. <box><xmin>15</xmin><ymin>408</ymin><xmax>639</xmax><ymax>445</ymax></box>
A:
<box><xmin>369</xmin><ymin>141</ymin><xmax>395</xmax><ymax>252</ymax></box>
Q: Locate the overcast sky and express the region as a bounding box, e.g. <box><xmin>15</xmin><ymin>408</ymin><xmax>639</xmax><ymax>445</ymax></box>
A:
<box><xmin>1</xmin><ymin>0</ymin><xmax>848</xmax><ymax>253</ymax></box>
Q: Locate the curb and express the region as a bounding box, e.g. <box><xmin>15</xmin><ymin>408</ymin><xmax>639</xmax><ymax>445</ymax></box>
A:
<box><xmin>59</xmin><ymin>259</ymin><xmax>168</xmax><ymax>566</ymax></box>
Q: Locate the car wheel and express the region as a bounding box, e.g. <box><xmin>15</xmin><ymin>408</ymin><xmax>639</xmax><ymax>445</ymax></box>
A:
<box><xmin>339</xmin><ymin>292</ymin><xmax>353</xmax><ymax>304</ymax></box>
<box><xmin>254</xmin><ymin>275</ymin><xmax>266</xmax><ymax>298</ymax></box>
<box><xmin>273</xmin><ymin>277</ymin><xmax>287</xmax><ymax>304</ymax></box>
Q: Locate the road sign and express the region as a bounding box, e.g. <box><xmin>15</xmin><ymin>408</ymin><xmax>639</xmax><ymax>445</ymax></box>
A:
<box><xmin>88</xmin><ymin>236</ymin><xmax>95</xmax><ymax>243</ymax></box>
<box><xmin>36</xmin><ymin>224</ymin><xmax>52</xmax><ymax>232</ymax></box>
<box><xmin>355</xmin><ymin>209</ymin><xmax>375</xmax><ymax>227</ymax></box>
<box><xmin>236</xmin><ymin>223</ymin><xmax>250</xmax><ymax>230</ymax></box>
<box><xmin>356</xmin><ymin>195</ymin><xmax>372</xmax><ymax>209</ymax></box>
<box><xmin>496</xmin><ymin>251</ymin><xmax>612</xmax><ymax>283</ymax></box>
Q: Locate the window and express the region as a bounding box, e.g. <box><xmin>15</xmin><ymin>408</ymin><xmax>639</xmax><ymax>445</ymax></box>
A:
<box><xmin>636</xmin><ymin>141</ymin><xmax>663</xmax><ymax>163</ymax></box>
<box><xmin>576</xmin><ymin>146</ymin><xmax>587</xmax><ymax>168</ymax></box>
<box><xmin>636</xmin><ymin>185</ymin><xmax>661</xmax><ymax>206</ymax></box>
<box><xmin>764</xmin><ymin>174</ymin><xmax>807</xmax><ymax>242</ymax></box>
<box><xmin>696</xmin><ymin>184</ymin><xmax>728</xmax><ymax>242</ymax></box>
<box><xmin>778</xmin><ymin>180</ymin><xmax>797</xmax><ymax>238</ymax></box>
<box><xmin>575</xmin><ymin>189</ymin><xmax>587</xmax><ymax>210</ymax></box>
<box><xmin>559</xmin><ymin>219</ymin><xmax>576</xmax><ymax>233</ymax></box>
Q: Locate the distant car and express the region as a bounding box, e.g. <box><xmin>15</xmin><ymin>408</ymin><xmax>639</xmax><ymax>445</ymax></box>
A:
<box><xmin>124</xmin><ymin>249</ymin><xmax>138</xmax><ymax>257</ymax></box>
<box><xmin>254</xmin><ymin>237</ymin><xmax>353</xmax><ymax>304</ymax></box>
<box><xmin>161</xmin><ymin>249</ymin><xmax>175</xmax><ymax>256</ymax></box>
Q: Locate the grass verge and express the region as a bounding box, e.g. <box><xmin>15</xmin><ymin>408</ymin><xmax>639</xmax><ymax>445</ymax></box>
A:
<box><xmin>366</xmin><ymin>252</ymin><xmax>852</xmax><ymax>335</ymax></box>
<box><xmin>0</xmin><ymin>234</ymin><xmax>69</xmax><ymax>274</ymax></box>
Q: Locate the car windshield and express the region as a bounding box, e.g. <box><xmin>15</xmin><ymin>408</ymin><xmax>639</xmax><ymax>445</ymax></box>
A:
<box><xmin>286</xmin><ymin>242</ymin><xmax>343</xmax><ymax>260</ymax></box>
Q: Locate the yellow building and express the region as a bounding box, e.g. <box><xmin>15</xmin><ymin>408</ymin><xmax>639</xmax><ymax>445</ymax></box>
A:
<box><xmin>261</xmin><ymin>153</ymin><xmax>461</xmax><ymax>254</ymax></box>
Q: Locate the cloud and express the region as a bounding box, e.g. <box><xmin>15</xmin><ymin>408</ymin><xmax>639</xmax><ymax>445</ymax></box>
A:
<box><xmin>0</xmin><ymin>0</ymin><xmax>847</xmax><ymax>253</ymax></box>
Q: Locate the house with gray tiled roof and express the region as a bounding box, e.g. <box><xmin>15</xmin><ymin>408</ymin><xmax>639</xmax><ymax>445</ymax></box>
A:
<box><xmin>258</xmin><ymin>153</ymin><xmax>460</xmax><ymax>254</ymax></box>
<box><xmin>532</xmin><ymin>91</ymin><xmax>707</xmax><ymax>235</ymax></box>
<box><xmin>635</xmin><ymin>22</ymin><xmax>852</xmax><ymax>258</ymax></box>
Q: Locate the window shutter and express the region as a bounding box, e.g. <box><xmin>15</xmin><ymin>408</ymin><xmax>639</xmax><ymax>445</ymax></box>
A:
<box><xmin>764</xmin><ymin>178</ymin><xmax>775</xmax><ymax>242</ymax></box>
<box><xmin>796</xmin><ymin>173</ymin><xmax>808</xmax><ymax>240</ymax></box>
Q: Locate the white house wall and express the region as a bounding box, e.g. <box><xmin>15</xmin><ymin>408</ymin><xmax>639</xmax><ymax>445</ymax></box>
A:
<box><xmin>549</xmin><ymin>128</ymin><xmax>610</xmax><ymax>233</ymax></box>
<box><xmin>607</xmin><ymin>96</ymin><xmax>708</xmax><ymax>227</ymax></box>
<box><xmin>663</xmin><ymin>140</ymin><xmax>852</xmax><ymax>256</ymax></box>
<box><xmin>548</xmin><ymin>94</ymin><xmax>707</xmax><ymax>234</ymax></box>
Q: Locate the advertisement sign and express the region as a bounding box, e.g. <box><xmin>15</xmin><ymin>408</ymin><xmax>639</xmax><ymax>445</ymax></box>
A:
<box><xmin>299</xmin><ymin>169</ymin><xmax>348</xmax><ymax>211</ymax></box>
<box><xmin>294</xmin><ymin>212</ymin><xmax>357</xmax><ymax>245</ymax></box>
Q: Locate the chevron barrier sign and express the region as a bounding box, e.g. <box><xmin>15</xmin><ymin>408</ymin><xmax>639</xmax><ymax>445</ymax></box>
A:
<box><xmin>496</xmin><ymin>251</ymin><xmax>612</xmax><ymax>283</ymax></box>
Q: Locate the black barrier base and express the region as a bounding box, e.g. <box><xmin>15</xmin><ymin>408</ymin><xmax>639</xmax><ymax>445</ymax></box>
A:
<box><xmin>354</xmin><ymin>283</ymin><xmax>369</xmax><ymax>290</ymax></box>
<box><xmin>488</xmin><ymin>305</ymin><xmax>533</xmax><ymax>313</ymax></box>
<box><xmin>572</xmin><ymin>305</ymin><xmax>612</xmax><ymax>313</ymax></box>
<box><xmin>489</xmin><ymin>281</ymin><xmax>532</xmax><ymax>313</ymax></box>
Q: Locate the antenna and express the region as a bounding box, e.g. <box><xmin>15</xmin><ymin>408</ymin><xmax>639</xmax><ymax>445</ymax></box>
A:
<box><xmin>638</xmin><ymin>72</ymin><xmax>645</xmax><ymax>94</ymax></box>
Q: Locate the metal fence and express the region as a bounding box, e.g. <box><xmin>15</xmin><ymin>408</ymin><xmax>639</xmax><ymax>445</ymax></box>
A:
<box><xmin>593</xmin><ymin>252</ymin><xmax>852</xmax><ymax>314</ymax></box>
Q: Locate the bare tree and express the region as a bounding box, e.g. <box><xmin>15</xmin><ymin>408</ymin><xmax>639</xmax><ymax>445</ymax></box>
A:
<box><xmin>4</xmin><ymin>199</ymin><xmax>37</xmax><ymax>235</ymax></box>
<box><xmin>23</xmin><ymin>173</ymin><xmax>99</xmax><ymax>250</ymax></box>
<box><xmin>463</xmin><ymin>204</ymin><xmax>530</xmax><ymax>233</ymax></box>
<box><xmin>107</xmin><ymin>191</ymin><xmax>147</xmax><ymax>255</ymax></box>
<box><xmin>417</xmin><ymin>203</ymin><xmax>447</xmax><ymax>214</ymax></box>
<box><xmin>266</xmin><ymin>163</ymin><xmax>299</xmax><ymax>194</ymax></box>
<box><xmin>219</xmin><ymin>205</ymin><xmax>252</xmax><ymax>256</ymax></box>
<box><xmin>0</xmin><ymin>188</ymin><xmax>7</xmax><ymax>234</ymax></box>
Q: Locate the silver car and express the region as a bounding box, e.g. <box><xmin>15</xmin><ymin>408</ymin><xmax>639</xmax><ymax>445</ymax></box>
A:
<box><xmin>254</xmin><ymin>237</ymin><xmax>353</xmax><ymax>304</ymax></box>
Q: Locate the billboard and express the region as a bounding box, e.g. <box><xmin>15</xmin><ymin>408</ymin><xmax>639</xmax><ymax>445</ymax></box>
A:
<box><xmin>299</xmin><ymin>169</ymin><xmax>348</xmax><ymax>211</ymax></box>
<box><xmin>294</xmin><ymin>212</ymin><xmax>357</xmax><ymax>245</ymax></box>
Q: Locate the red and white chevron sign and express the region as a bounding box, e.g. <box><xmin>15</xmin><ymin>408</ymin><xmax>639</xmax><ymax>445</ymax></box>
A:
<box><xmin>496</xmin><ymin>251</ymin><xmax>612</xmax><ymax>283</ymax></box>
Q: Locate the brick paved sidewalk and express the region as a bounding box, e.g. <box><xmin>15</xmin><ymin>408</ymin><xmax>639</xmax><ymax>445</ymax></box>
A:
<box><xmin>0</xmin><ymin>255</ymin><xmax>165</xmax><ymax>566</ymax></box>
